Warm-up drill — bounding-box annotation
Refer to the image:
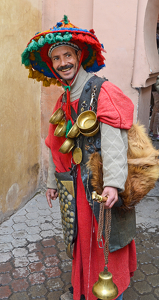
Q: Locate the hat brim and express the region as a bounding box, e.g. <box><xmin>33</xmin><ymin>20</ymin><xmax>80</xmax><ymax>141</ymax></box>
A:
<box><xmin>21</xmin><ymin>27</ymin><xmax>105</xmax><ymax>86</ymax></box>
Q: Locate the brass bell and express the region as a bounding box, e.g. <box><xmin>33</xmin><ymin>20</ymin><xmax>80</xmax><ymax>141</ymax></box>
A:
<box><xmin>92</xmin><ymin>267</ymin><xmax>118</xmax><ymax>300</ymax></box>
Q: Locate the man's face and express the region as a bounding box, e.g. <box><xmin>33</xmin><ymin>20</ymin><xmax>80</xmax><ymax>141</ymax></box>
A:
<box><xmin>50</xmin><ymin>45</ymin><xmax>81</xmax><ymax>84</ymax></box>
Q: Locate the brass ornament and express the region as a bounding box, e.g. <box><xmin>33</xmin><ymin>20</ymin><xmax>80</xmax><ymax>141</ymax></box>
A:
<box><xmin>67</xmin><ymin>122</ymin><xmax>80</xmax><ymax>138</ymax></box>
<box><xmin>49</xmin><ymin>107</ymin><xmax>64</xmax><ymax>124</ymax></box>
<box><xmin>92</xmin><ymin>191</ymin><xmax>108</xmax><ymax>203</ymax></box>
<box><xmin>92</xmin><ymin>267</ymin><xmax>118</xmax><ymax>300</ymax></box>
<box><xmin>54</xmin><ymin>119</ymin><xmax>66</xmax><ymax>137</ymax></box>
<box><xmin>59</xmin><ymin>138</ymin><xmax>75</xmax><ymax>154</ymax></box>
<box><xmin>61</xmin><ymin>181</ymin><xmax>75</xmax><ymax>198</ymax></box>
<box><xmin>77</xmin><ymin>110</ymin><xmax>99</xmax><ymax>137</ymax></box>
<box><xmin>66</xmin><ymin>243</ymin><xmax>74</xmax><ymax>259</ymax></box>
<box><xmin>77</xmin><ymin>110</ymin><xmax>97</xmax><ymax>132</ymax></box>
<box><xmin>73</xmin><ymin>147</ymin><xmax>82</xmax><ymax>164</ymax></box>
<box><xmin>80</xmin><ymin>122</ymin><xmax>99</xmax><ymax>137</ymax></box>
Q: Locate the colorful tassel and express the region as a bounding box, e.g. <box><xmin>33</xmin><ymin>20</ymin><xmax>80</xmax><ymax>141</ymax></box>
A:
<box><xmin>66</xmin><ymin>120</ymin><xmax>72</xmax><ymax>137</ymax></box>
<box><xmin>27</xmin><ymin>40</ymin><xmax>39</xmax><ymax>52</ymax></box>
<box><xmin>64</xmin><ymin>15</ymin><xmax>69</xmax><ymax>25</ymax></box>
<box><xmin>45</xmin><ymin>33</ymin><xmax>55</xmax><ymax>44</ymax></box>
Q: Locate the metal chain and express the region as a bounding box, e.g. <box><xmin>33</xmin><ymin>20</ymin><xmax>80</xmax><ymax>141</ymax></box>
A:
<box><xmin>97</xmin><ymin>204</ymin><xmax>111</xmax><ymax>265</ymax></box>
<box><xmin>104</xmin><ymin>208</ymin><xmax>111</xmax><ymax>265</ymax></box>
<box><xmin>97</xmin><ymin>202</ymin><xmax>105</xmax><ymax>243</ymax></box>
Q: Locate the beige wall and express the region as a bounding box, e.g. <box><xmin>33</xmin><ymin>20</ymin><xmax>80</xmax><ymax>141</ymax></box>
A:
<box><xmin>0</xmin><ymin>0</ymin><xmax>42</xmax><ymax>223</ymax></box>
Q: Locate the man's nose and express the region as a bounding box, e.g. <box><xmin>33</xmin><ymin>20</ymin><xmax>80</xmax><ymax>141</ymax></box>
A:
<box><xmin>60</xmin><ymin>57</ymin><xmax>66</xmax><ymax>66</ymax></box>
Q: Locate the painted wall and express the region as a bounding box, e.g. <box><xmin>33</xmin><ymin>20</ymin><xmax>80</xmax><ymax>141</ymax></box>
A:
<box><xmin>0</xmin><ymin>0</ymin><xmax>42</xmax><ymax>223</ymax></box>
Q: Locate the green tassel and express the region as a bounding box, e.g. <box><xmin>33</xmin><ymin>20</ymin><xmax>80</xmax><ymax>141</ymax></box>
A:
<box><xmin>63</xmin><ymin>15</ymin><xmax>69</xmax><ymax>25</ymax></box>
<box><xmin>66</xmin><ymin>120</ymin><xmax>72</xmax><ymax>137</ymax></box>
<box><xmin>21</xmin><ymin>48</ymin><xmax>30</xmax><ymax>66</ymax></box>
<box><xmin>28</xmin><ymin>40</ymin><xmax>39</xmax><ymax>51</ymax></box>
<box><xmin>63</xmin><ymin>33</ymin><xmax>72</xmax><ymax>42</ymax></box>
<box><xmin>55</xmin><ymin>33</ymin><xmax>63</xmax><ymax>42</ymax></box>
<box><xmin>38</xmin><ymin>36</ymin><xmax>45</xmax><ymax>47</ymax></box>
<box><xmin>45</xmin><ymin>33</ymin><xmax>55</xmax><ymax>44</ymax></box>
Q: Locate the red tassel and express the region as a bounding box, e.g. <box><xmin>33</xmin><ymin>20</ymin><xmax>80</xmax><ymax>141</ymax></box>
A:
<box><xmin>65</xmin><ymin>88</ymin><xmax>71</xmax><ymax>121</ymax></box>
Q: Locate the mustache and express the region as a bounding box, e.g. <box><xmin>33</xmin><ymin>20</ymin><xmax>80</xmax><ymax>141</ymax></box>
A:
<box><xmin>57</xmin><ymin>64</ymin><xmax>74</xmax><ymax>71</ymax></box>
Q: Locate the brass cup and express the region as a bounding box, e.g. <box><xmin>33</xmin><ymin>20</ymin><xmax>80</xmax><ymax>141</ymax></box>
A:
<box><xmin>77</xmin><ymin>110</ymin><xmax>98</xmax><ymax>132</ymax></box>
<box><xmin>59</xmin><ymin>138</ymin><xmax>75</xmax><ymax>154</ymax></box>
<box><xmin>80</xmin><ymin>122</ymin><xmax>99</xmax><ymax>137</ymax></box>
<box><xmin>54</xmin><ymin>119</ymin><xmax>67</xmax><ymax>137</ymax></box>
<box><xmin>67</xmin><ymin>123</ymin><xmax>80</xmax><ymax>138</ymax></box>
<box><xmin>49</xmin><ymin>108</ymin><xmax>64</xmax><ymax>124</ymax></box>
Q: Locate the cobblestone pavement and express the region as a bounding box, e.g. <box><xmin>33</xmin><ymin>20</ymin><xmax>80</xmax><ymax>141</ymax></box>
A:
<box><xmin>0</xmin><ymin>184</ymin><xmax>159</xmax><ymax>300</ymax></box>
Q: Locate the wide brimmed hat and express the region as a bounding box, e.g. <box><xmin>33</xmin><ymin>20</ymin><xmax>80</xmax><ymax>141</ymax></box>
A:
<box><xmin>21</xmin><ymin>15</ymin><xmax>106</xmax><ymax>87</ymax></box>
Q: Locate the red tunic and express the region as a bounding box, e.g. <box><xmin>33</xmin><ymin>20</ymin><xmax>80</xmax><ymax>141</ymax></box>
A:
<box><xmin>45</xmin><ymin>81</ymin><xmax>136</xmax><ymax>300</ymax></box>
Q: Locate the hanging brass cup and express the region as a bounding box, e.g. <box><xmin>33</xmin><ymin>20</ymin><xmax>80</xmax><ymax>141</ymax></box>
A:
<box><xmin>49</xmin><ymin>108</ymin><xmax>64</xmax><ymax>124</ymax></box>
<box><xmin>67</xmin><ymin>123</ymin><xmax>80</xmax><ymax>138</ymax></box>
<box><xmin>80</xmin><ymin>122</ymin><xmax>99</xmax><ymax>137</ymax></box>
<box><xmin>59</xmin><ymin>138</ymin><xmax>75</xmax><ymax>154</ymax></box>
<box><xmin>77</xmin><ymin>111</ymin><xmax>98</xmax><ymax>132</ymax></box>
<box><xmin>54</xmin><ymin>119</ymin><xmax>67</xmax><ymax>137</ymax></box>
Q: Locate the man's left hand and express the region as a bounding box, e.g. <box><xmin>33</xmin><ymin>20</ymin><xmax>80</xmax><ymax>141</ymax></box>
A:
<box><xmin>101</xmin><ymin>186</ymin><xmax>118</xmax><ymax>209</ymax></box>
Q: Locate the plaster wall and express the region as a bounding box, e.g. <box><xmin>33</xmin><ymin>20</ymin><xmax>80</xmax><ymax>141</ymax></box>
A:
<box><xmin>0</xmin><ymin>0</ymin><xmax>42</xmax><ymax>223</ymax></box>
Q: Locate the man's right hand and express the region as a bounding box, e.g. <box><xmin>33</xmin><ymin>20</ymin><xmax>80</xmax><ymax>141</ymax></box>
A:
<box><xmin>46</xmin><ymin>189</ymin><xmax>58</xmax><ymax>208</ymax></box>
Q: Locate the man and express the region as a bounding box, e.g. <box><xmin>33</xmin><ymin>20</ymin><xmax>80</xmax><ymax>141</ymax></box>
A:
<box><xmin>22</xmin><ymin>16</ymin><xmax>136</xmax><ymax>300</ymax></box>
<box><xmin>46</xmin><ymin>45</ymin><xmax>119</xmax><ymax>209</ymax></box>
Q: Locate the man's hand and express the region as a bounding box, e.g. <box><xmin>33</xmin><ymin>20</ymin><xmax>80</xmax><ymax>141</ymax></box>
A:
<box><xmin>46</xmin><ymin>189</ymin><xmax>58</xmax><ymax>208</ymax></box>
<box><xmin>101</xmin><ymin>186</ymin><xmax>118</xmax><ymax>209</ymax></box>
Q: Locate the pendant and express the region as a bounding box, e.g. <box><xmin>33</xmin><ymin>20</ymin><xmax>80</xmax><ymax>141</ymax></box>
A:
<box><xmin>73</xmin><ymin>147</ymin><xmax>82</xmax><ymax>164</ymax></box>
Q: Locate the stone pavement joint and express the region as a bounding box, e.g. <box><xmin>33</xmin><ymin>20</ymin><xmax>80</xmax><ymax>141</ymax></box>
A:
<box><xmin>0</xmin><ymin>184</ymin><xmax>158</xmax><ymax>299</ymax></box>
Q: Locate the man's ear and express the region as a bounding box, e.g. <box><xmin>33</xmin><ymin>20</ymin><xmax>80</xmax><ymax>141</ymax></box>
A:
<box><xmin>77</xmin><ymin>50</ymin><xmax>82</xmax><ymax>61</ymax></box>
